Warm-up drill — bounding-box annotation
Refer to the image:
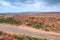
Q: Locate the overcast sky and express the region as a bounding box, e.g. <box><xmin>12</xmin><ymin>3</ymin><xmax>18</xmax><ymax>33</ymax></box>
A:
<box><xmin>0</xmin><ymin>0</ymin><xmax>60</xmax><ymax>13</ymax></box>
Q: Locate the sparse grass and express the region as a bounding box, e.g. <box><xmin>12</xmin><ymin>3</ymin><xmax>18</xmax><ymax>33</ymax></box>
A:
<box><xmin>0</xmin><ymin>31</ymin><xmax>4</xmax><ymax>35</ymax></box>
<box><xmin>27</xmin><ymin>21</ymin><xmax>44</xmax><ymax>29</ymax></box>
<box><xmin>27</xmin><ymin>21</ymin><xmax>57</xmax><ymax>32</ymax></box>
<box><xmin>0</xmin><ymin>17</ymin><xmax>22</xmax><ymax>25</ymax></box>
<box><xmin>0</xmin><ymin>31</ymin><xmax>6</xmax><ymax>35</ymax></box>
<box><xmin>15</xmin><ymin>35</ymin><xmax>48</xmax><ymax>40</ymax></box>
<box><xmin>0</xmin><ymin>31</ymin><xmax>48</xmax><ymax>40</ymax></box>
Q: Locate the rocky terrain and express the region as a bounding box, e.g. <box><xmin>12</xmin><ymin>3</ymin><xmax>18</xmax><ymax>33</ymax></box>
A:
<box><xmin>0</xmin><ymin>31</ymin><xmax>47</xmax><ymax>40</ymax></box>
<box><xmin>0</xmin><ymin>12</ymin><xmax>60</xmax><ymax>33</ymax></box>
<box><xmin>0</xmin><ymin>12</ymin><xmax>60</xmax><ymax>40</ymax></box>
<box><xmin>12</xmin><ymin>12</ymin><xmax>60</xmax><ymax>33</ymax></box>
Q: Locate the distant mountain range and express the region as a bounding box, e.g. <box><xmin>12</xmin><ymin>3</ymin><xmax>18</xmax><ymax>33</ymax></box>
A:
<box><xmin>0</xmin><ymin>12</ymin><xmax>60</xmax><ymax>15</ymax></box>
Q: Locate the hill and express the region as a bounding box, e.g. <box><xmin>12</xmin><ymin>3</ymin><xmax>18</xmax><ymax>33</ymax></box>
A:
<box><xmin>0</xmin><ymin>12</ymin><xmax>60</xmax><ymax>33</ymax></box>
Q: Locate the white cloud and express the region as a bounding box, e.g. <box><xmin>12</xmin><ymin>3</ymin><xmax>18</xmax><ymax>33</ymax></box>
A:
<box><xmin>32</xmin><ymin>2</ymin><xmax>43</xmax><ymax>8</ymax></box>
<box><xmin>19</xmin><ymin>1</ymin><xmax>46</xmax><ymax>9</ymax></box>
<box><xmin>0</xmin><ymin>0</ymin><xmax>60</xmax><ymax>12</ymax></box>
<box><xmin>0</xmin><ymin>1</ymin><xmax>18</xmax><ymax>8</ymax></box>
<box><xmin>0</xmin><ymin>0</ymin><xmax>46</xmax><ymax>9</ymax></box>
<box><xmin>0</xmin><ymin>1</ymin><xmax>10</xmax><ymax>6</ymax></box>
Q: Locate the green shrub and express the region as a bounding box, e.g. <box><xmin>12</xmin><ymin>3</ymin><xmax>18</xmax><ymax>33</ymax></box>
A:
<box><xmin>0</xmin><ymin>31</ymin><xmax>3</xmax><ymax>35</ymax></box>
<box><xmin>0</xmin><ymin>31</ymin><xmax>6</xmax><ymax>35</ymax></box>
<box><xmin>15</xmin><ymin>35</ymin><xmax>48</xmax><ymax>40</ymax></box>
<box><xmin>27</xmin><ymin>21</ymin><xmax>44</xmax><ymax>29</ymax></box>
<box><xmin>0</xmin><ymin>17</ymin><xmax>22</xmax><ymax>25</ymax></box>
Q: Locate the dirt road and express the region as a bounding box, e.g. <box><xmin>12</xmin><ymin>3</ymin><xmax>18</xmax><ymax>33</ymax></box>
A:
<box><xmin>0</xmin><ymin>24</ymin><xmax>60</xmax><ymax>40</ymax></box>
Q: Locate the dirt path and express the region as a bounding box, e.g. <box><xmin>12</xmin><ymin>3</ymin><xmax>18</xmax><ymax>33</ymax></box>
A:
<box><xmin>0</xmin><ymin>24</ymin><xmax>60</xmax><ymax>40</ymax></box>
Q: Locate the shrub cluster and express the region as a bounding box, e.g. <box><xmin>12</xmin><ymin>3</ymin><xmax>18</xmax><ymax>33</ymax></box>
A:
<box><xmin>0</xmin><ymin>17</ymin><xmax>22</xmax><ymax>25</ymax></box>
<box><xmin>27</xmin><ymin>21</ymin><xmax>56</xmax><ymax>31</ymax></box>
<box><xmin>0</xmin><ymin>31</ymin><xmax>48</xmax><ymax>40</ymax></box>
<box><xmin>15</xmin><ymin>35</ymin><xmax>47</xmax><ymax>40</ymax></box>
<box><xmin>27</xmin><ymin>21</ymin><xmax>44</xmax><ymax>29</ymax></box>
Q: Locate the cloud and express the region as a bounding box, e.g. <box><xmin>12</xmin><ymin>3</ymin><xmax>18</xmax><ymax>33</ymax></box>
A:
<box><xmin>0</xmin><ymin>1</ymin><xmax>9</xmax><ymax>6</ymax></box>
<box><xmin>0</xmin><ymin>0</ymin><xmax>18</xmax><ymax>8</ymax></box>
<box><xmin>0</xmin><ymin>0</ymin><xmax>60</xmax><ymax>13</ymax></box>
<box><xmin>5</xmin><ymin>0</ymin><xmax>60</xmax><ymax>5</ymax></box>
<box><xmin>0</xmin><ymin>1</ymin><xmax>9</xmax><ymax>5</ymax></box>
<box><xmin>4</xmin><ymin>0</ymin><xmax>60</xmax><ymax>9</ymax></box>
<box><xmin>43</xmin><ymin>0</ymin><xmax>60</xmax><ymax>4</ymax></box>
<box><xmin>42</xmin><ymin>0</ymin><xmax>60</xmax><ymax>6</ymax></box>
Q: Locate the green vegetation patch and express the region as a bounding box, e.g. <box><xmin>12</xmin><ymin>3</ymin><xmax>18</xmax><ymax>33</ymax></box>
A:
<box><xmin>27</xmin><ymin>21</ymin><xmax>44</xmax><ymax>29</ymax></box>
<box><xmin>0</xmin><ymin>31</ymin><xmax>48</xmax><ymax>40</ymax></box>
<box><xmin>0</xmin><ymin>31</ymin><xmax>7</xmax><ymax>35</ymax></box>
<box><xmin>27</xmin><ymin>21</ymin><xmax>58</xmax><ymax>32</ymax></box>
<box><xmin>15</xmin><ymin>35</ymin><xmax>48</xmax><ymax>40</ymax></box>
<box><xmin>0</xmin><ymin>17</ymin><xmax>22</xmax><ymax>25</ymax></box>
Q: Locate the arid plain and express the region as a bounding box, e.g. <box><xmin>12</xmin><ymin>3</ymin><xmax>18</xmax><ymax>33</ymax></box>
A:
<box><xmin>0</xmin><ymin>12</ymin><xmax>60</xmax><ymax>40</ymax></box>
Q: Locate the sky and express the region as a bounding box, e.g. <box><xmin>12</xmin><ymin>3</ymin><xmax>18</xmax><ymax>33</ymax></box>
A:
<box><xmin>0</xmin><ymin>0</ymin><xmax>60</xmax><ymax>13</ymax></box>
